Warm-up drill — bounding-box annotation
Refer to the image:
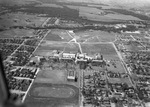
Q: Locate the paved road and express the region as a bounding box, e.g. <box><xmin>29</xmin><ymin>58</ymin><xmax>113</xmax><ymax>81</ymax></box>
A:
<box><xmin>112</xmin><ymin>42</ymin><xmax>145</xmax><ymax>107</ymax></box>
<box><xmin>6</xmin><ymin>18</ymin><xmax>52</xmax><ymax>102</ymax></box>
<box><xmin>22</xmin><ymin>29</ymin><xmax>51</xmax><ymax>102</ymax></box>
<box><xmin>66</xmin><ymin>31</ymin><xmax>83</xmax><ymax>53</ymax></box>
<box><xmin>22</xmin><ymin>68</ymin><xmax>40</xmax><ymax>102</ymax></box>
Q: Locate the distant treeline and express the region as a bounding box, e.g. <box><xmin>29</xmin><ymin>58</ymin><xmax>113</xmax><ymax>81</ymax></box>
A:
<box><xmin>35</xmin><ymin>0</ymin><xmax>108</xmax><ymax>7</ymax></box>
<box><xmin>106</xmin><ymin>9</ymin><xmax>150</xmax><ymax>20</ymax></box>
<box><xmin>0</xmin><ymin>28</ymin><xmax>5</xmax><ymax>32</ymax></box>
<box><xmin>6</xmin><ymin>4</ymin><xmax>123</xmax><ymax>25</ymax></box>
<box><xmin>73</xmin><ymin>25</ymin><xmax>137</xmax><ymax>33</ymax></box>
<box><xmin>26</xmin><ymin>24</ymin><xmax>137</xmax><ymax>33</ymax></box>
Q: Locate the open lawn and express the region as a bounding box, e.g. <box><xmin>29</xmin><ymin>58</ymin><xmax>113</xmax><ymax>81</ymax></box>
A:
<box><xmin>35</xmin><ymin>62</ymin><xmax>79</xmax><ymax>86</ymax></box>
<box><xmin>81</xmin><ymin>43</ymin><xmax>117</xmax><ymax>56</ymax></box>
<box><xmin>84</xmin><ymin>36</ymin><xmax>100</xmax><ymax>43</ymax></box>
<box><xmin>34</xmin><ymin>42</ymin><xmax>65</xmax><ymax>56</ymax></box>
<box><xmin>45</xmin><ymin>32</ymin><xmax>62</xmax><ymax>41</ymax></box>
<box><xmin>64</xmin><ymin>43</ymin><xmax>79</xmax><ymax>53</ymax></box>
<box><xmin>108</xmin><ymin>78</ymin><xmax>132</xmax><ymax>86</ymax></box>
<box><xmin>75</xmin><ymin>30</ymin><xmax>117</xmax><ymax>43</ymax></box>
<box><xmin>107</xmin><ymin>61</ymin><xmax>125</xmax><ymax>72</ymax></box>
<box><xmin>125</xmin><ymin>45</ymin><xmax>143</xmax><ymax>52</ymax></box>
<box><xmin>35</xmin><ymin>68</ymin><xmax>66</xmax><ymax>84</ymax></box>
<box><xmin>124</xmin><ymin>41</ymin><xmax>144</xmax><ymax>52</ymax></box>
<box><xmin>81</xmin><ymin>43</ymin><xmax>120</xmax><ymax>61</ymax></box>
<box><xmin>32</xmin><ymin>85</ymin><xmax>75</xmax><ymax>98</ymax></box>
<box><xmin>34</xmin><ymin>41</ymin><xmax>79</xmax><ymax>56</ymax></box>
<box><xmin>45</xmin><ymin>30</ymin><xmax>72</xmax><ymax>42</ymax></box>
<box><xmin>25</xmin><ymin>58</ymin><xmax>80</xmax><ymax>107</ymax></box>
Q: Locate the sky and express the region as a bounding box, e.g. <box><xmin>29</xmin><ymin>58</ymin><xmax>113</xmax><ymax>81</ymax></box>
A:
<box><xmin>0</xmin><ymin>0</ymin><xmax>150</xmax><ymax>7</ymax></box>
<box><xmin>66</xmin><ymin>0</ymin><xmax>150</xmax><ymax>4</ymax></box>
<box><xmin>61</xmin><ymin>0</ymin><xmax>150</xmax><ymax>7</ymax></box>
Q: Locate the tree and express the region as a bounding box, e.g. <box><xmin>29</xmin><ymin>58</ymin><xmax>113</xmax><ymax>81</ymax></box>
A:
<box><xmin>131</xmin><ymin>73</ymin><xmax>138</xmax><ymax>81</ymax></box>
<box><xmin>80</xmin><ymin>62</ymin><xmax>87</xmax><ymax>70</ymax></box>
<box><xmin>111</xmin><ymin>97</ymin><xmax>117</xmax><ymax>103</ymax></box>
<box><xmin>122</xmin><ymin>83</ymin><xmax>128</xmax><ymax>91</ymax></box>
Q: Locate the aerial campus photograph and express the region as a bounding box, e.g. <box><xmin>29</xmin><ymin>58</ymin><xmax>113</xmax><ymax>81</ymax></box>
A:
<box><xmin>1</xmin><ymin>0</ymin><xmax>150</xmax><ymax>107</ymax></box>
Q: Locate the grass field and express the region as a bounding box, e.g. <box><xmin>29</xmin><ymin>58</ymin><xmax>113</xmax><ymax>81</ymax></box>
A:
<box><xmin>0</xmin><ymin>12</ymin><xmax>46</xmax><ymax>28</ymax></box>
<box><xmin>32</xmin><ymin>85</ymin><xmax>75</xmax><ymax>98</ymax></box>
<box><xmin>80</xmin><ymin>12</ymin><xmax>141</xmax><ymax>22</ymax></box>
<box><xmin>107</xmin><ymin>56</ymin><xmax>132</xmax><ymax>86</ymax></box>
<box><xmin>124</xmin><ymin>44</ymin><xmax>143</xmax><ymax>52</ymax></box>
<box><xmin>34</xmin><ymin>42</ymin><xmax>64</xmax><ymax>56</ymax></box>
<box><xmin>66</xmin><ymin>5</ymin><xmax>141</xmax><ymax>22</ymax></box>
<box><xmin>25</xmin><ymin>58</ymin><xmax>80</xmax><ymax>107</ymax></box>
<box><xmin>81</xmin><ymin>42</ymin><xmax>132</xmax><ymax>89</ymax></box>
<box><xmin>81</xmin><ymin>43</ymin><xmax>117</xmax><ymax>55</ymax></box>
<box><xmin>35</xmin><ymin>3</ymin><xmax>63</xmax><ymax>8</ymax></box>
<box><xmin>84</xmin><ymin>36</ymin><xmax>100</xmax><ymax>43</ymax></box>
<box><xmin>0</xmin><ymin>29</ymin><xmax>36</xmax><ymax>38</ymax></box>
<box><xmin>108</xmin><ymin>78</ymin><xmax>132</xmax><ymax>86</ymax></box>
<box><xmin>107</xmin><ymin>59</ymin><xmax>125</xmax><ymax>71</ymax></box>
<box><xmin>1</xmin><ymin>1</ymin><xmax>142</xmax><ymax>106</ymax></box>
<box><xmin>34</xmin><ymin>41</ymin><xmax>79</xmax><ymax>56</ymax></box>
<box><xmin>0</xmin><ymin>12</ymin><xmax>46</xmax><ymax>38</ymax></box>
<box><xmin>75</xmin><ymin>30</ymin><xmax>117</xmax><ymax>42</ymax></box>
<box><xmin>25</xmin><ymin>83</ymin><xmax>79</xmax><ymax>107</ymax></box>
<box><xmin>45</xmin><ymin>32</ymin><xmax>62</xmax><ymax>41</ymax></box>
<box><xmin>64</xmin><ymin>43</ymin><xmax>79</xmax><ymax>53</ymax></box>
<box><xmin>35</xmin><ymin>69</ymin><xmax>66</xmax><ymax>83</ymax></box>
<box><xmin>45</xmin><ymin>30</ymin><xmax>72</xmax><ymax>42</ymax></box>
<box><xmin>66</xmin><ymin>5</ymin><xmax>104</xmax><ymax>14</ymax></box>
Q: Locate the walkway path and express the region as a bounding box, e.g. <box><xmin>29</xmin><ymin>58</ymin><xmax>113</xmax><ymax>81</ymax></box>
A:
<box><xmin>66</xmin><ymin>31</ymin><xmax>83</xmax><ymax>53</ymax></box>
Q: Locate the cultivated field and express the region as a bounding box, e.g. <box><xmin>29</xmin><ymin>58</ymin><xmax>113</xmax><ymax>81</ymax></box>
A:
<box><xmin>0</xmin><ymin>12</ymin><xmax>47</xmax><ymax>28</ymax></box>
<box><xmin>0</xmin><ymin>29</ymin><xmax>36</xmax><ymax>38</ymax></box>
<box><xmin>66</xmin><ymin>5</ymin><xmax>142</xmax><ymax>22</ymax></box>
<box><xmin>0</xmin><ymin>12</ymin><xmax>47</xmax><ymax>38</ymax></box>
